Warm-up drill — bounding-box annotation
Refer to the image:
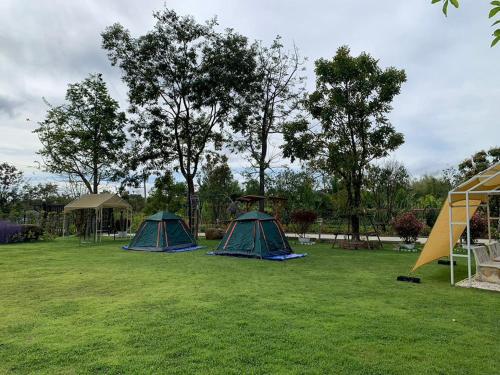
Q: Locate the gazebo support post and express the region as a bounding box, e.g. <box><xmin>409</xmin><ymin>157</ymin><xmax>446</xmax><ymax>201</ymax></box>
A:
<box><xmin>62</xmin><ymin>213</ymin><xmax>66</xmax><ymax>237</ymax></box>
<box><xmin>94</xmin><ymin>208</ymin><xmax>98</xmax><ymax>243</ymax></box>
<box><xmin>448</xmin><ymin>193</ymin><xmax>454</xmax><ymax>286</ymax></box>
<box><xmin>487</xmin><ymin>198</ymin><xmax>491</xmax><ymax>244</ymax></box>
<box><xmin>100</xmin><ymin>207</ymin><xmax>103</xmax><ymax>243</ymax></box>
<box><xmin>465</xmin><ymin>192</ymin><xmax>472</xmax><ymax>287</ymax></box>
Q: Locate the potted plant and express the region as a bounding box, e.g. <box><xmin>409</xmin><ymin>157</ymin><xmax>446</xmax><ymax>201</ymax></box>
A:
<box><xmin>393</xmin><ymin>212</ymin><xmax>423</xmax><ymax>250</ymax></box>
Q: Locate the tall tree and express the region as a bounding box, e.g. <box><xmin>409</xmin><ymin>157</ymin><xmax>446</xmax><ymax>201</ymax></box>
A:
<box><xmin>144</xmin><ymin>171</ymin><xmax>186</xmax><ymax>215</ymax></box>
<box><xmin>0</xmin><ymin>163</ymin><xmax>23</xmax><ymax>215</ymax></box>
<box><xmin>284</xmin><ymin>46</ymin><xmax>406</xmax><ymax>240</ymax></box>
<box><xmin>365</xmin><ymin>160</ymin><xmax>411</xmax><ymax>228</ymax></box>
<box><xmin>102</xmin><ymin>8</ymin><xmax>255</xmax><ymax>233</ymax></box>
<box><xmin>198</xmin><ymin>154</ymin><xmax>242</xmax><ymax>223</ymax></box>
<box><xmin>231</xmin><ymin>37</ymin><xmax>305</xmax><ymax>210</ymax></box>
<box><xmin>34</xmin><ymin>73</ymin><xmax>127</xmax><ymax>194</ymax></box>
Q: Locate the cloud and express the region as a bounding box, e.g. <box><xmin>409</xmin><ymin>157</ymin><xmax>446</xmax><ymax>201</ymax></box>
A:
<box><xmin>0</xmin><ymin>0</ymin><xmax>498</xmax><ymax>186</ymax></box>
<box><xmin>0</xmin><ymin>95</ymin><xmax>22</xmax><ymax>118</ymax></box>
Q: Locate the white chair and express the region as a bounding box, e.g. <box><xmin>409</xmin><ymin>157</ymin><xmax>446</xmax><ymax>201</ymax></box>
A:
<box><xmin>487</xmin><ymin>242</ymin><xmax>500</xmax><ymax>261</ymax></box>
<box><xmin>472</xmin><ymin>246</ymin><xmax>500</xmax><ymax>283</ymax></box>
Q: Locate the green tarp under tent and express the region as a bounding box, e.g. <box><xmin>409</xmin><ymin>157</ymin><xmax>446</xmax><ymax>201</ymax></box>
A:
<box><xmin>213</xmin><ymin>211</ymin><xmax>306</xmax><ymax>260</ymax></box>
<box><xmin>124</xmin><ymin>211</ymin><xmax>200</xmax><ymax>252</ymax></box>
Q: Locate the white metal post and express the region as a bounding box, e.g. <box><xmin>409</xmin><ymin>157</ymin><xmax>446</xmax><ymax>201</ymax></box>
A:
<box><xmin>465</xmin><ymin>192</ymin><xmax>472</xmax><ymax>287</ymax></box>
<box><xmin>448</xmin><ymin>193</ymin><xmax>454</xmax><ymax>285</ymax></box>
<box><xmin>94</xmin><ymin>208</ymin><xmax>98</xmax><ymax>243</ymax></box>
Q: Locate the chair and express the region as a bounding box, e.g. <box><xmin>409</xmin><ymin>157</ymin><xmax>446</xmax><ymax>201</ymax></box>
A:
<box><xmin>472</xmin><ymin>246</ymin><xmax>500</xmax><ymax>283</ymax></box>
<box><xmin>487</xmin><ymin>242</ymin><xmax>500</xmax><ymax>261</ymax></box>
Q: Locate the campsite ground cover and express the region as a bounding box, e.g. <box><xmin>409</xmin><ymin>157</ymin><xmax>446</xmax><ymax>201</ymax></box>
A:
<box><xmin>0</xmin><ymin>237</ymin><xmax>498</xmax><ymax>374</ymax></box>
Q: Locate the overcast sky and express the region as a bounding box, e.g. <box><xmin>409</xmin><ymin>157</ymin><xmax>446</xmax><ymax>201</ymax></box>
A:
<box><xmin>0</xmin><ymin>0</ymin><xmax>498</xmax><ymax>190</ymax></box>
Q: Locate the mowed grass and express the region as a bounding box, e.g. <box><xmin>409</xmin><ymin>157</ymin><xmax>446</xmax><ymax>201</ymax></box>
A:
<box><xmin>0</xmin><ymin>237</ymin><xmax>498</xmax><ymax>374</ymax></box>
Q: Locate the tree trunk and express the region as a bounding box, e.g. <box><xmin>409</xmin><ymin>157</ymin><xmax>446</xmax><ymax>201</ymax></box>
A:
<box><xmin>258</xmin><ymin>120</ymin><xmax>268</xmax><ymax>212</ymax></box>
<box><xmin>93</xmin><ymin>177</ymin><xmax>98</xmax><ymax>194</ymax></box>
<box><xmin>186</xmin><ymin>176</ymin><xmax>197</xmax><ymax>238</ymax></box>
<box><xmin>351</xmin><ymin>177</ymin><xmax>362</xmax><ymax>241</ymax></box>
<box><xmin>351</xmin><ymin>214</ymin><xmax>360</xmax><ymax>241</ymax></box>
<box><xmin>258</xmin><ymin>164</ymin><xmax>265</xmax><ymax>212</ymax></box>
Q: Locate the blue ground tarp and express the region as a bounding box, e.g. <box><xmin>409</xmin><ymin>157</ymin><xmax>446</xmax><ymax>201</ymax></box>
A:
<box><xmin>207</xmin><ymin>251</ymin><xmax>307</xmax><ymax>261</ymax></box>
<box><xmin>264</xmin><ymin>253</ymin><xmax>308</xmax><ymax>261</ymax></box>
<box><xmin>123</xmin><ymin>245</ymin><xmax>204</xmax><ymax>253</ymax></box>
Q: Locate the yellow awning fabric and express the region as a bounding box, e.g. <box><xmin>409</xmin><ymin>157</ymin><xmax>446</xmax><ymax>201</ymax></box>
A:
<box><xmin>412</xmin><ymin>199</ymin><xmax>481</xmax><ymax>271</ymax></box>
<box><xmin>412</xmin><ymin>162</ymin><xmax>500</xmax><ymax>272</ymax></box>
<box><xmin>64</xmin><ymin>193</ymin><xmax>131</xmax><ymax>213</ymax></box>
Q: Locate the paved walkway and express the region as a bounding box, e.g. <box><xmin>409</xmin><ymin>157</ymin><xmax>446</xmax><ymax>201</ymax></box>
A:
<box><xmin>200</xmin><ymin>232</ymin><xmax>489</xmax><ymax>245</ymax></box>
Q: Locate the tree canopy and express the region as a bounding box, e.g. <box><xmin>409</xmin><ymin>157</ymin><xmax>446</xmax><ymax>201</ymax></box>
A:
<box><xmin>34</xmin><ymin>73</ymin><xmax>127</xmax><ymax>194</ymax></box>
<box><xmin>284</xmin><ymin>46</ymin><xmax>406</xmax><ymax>239</ymax></box>
<box><xmin>102</xmin><ymin>8</ymin><xmax>256</xmax><ymax>231</ymax></box>
<box><xmin>231</xmin><ymin>36</ymin><xmax>305</xmax><ymax>210</ymax></box>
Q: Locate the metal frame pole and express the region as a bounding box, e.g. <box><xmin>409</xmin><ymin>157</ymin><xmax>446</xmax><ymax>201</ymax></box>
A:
<box><xmin>448</xmin><ymin>193</ymin><xmax>454</xmax><ymax>285</ymax></box>
<box><xmin>487</xmin><ymin>198</ymin><xmax>491</xmax><ymax>244</ymax></box>
<box><xmin>465</xmin><ymin>192</ymin><xmax>472</xmax><ymax>287</ymax></box>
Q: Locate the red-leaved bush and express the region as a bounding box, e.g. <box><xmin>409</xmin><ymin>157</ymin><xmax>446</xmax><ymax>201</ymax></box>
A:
<box><xmin>393</xmin><ymin>212</ymin><xmax>424</xmax><ymax>244</ymax></box>
<box><xmin>468</xmin><ymin>213</ymin><xmax>487</xmax><ymax>243</ymax></box>
<box><xmin>291</xmin><ymin>210</ymin><xmax>318</xmax><ymax>237</ymax></box>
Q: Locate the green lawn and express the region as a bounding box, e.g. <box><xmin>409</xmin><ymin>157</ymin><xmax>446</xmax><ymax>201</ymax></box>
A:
<box><xmin>0</xmin><ymin>237</ymin><xmax>498</xmax><ymax>374</ymax></box>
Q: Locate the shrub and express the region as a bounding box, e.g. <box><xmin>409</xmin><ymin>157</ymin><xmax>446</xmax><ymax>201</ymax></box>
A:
<box><xmin>290</xmin><ymin>210</ymin><xmax>318</xmax><ymax>238</ymax></box>
<box><xmin>0</xmin><ymin>221</ymin><xmax>22</xmax><ymax>244</ymax></box>
<box><xmin>468</xmin><ymin>213</ymin><xmax>487</xmax><ymax>243</ymax></box>
<box><xmin>205</xmin><ymin>227</ymin><xmax>224</xmax><ymax>240</ymax></box>
<box><xmin>425</xmin><ymin>208</ymin><xmax>439</xmax><ymax>228</ymax></box>
<box><xmin>393</xmin><ymin>212</ymin><xmax>424</xmax><ymax>244</ymax></box>
<box><xmin>0</xmin><ymin>221</ymin><xmax>42</xmax><ymax>244</ymax></box>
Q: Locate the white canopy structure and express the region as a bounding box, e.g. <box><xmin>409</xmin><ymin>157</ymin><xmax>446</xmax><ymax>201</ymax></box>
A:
<box><xmin>413</xmin><ymin>161</ymin><xmax>500</xmax><ymax>286</ymax></box>
<box><xmin>63</xmin><ymin>193</ymin><xmax>132</xmax><ymax>242</ymax></box>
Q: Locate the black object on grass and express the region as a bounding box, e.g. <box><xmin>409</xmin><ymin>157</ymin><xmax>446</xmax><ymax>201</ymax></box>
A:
<box><xmin>396</xmin><ymin>275</ymin><xmax>421</xmax><ymax>283</ymax></box>
<box><xmin>438</xmin><ymin>259</ymin><xmax>456</xmax><ymax>266</ymax></box>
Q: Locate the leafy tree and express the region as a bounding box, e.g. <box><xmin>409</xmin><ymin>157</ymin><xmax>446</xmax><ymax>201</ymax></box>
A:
<box><xmin>267</xmin><ymin>168</ymin><xmax>326</xmax><ymax>216</ymax></box>
<box><xmin>0</xmin><ymin>163</ymin><xmax>24</xmax><ymax>215</ymax></box>
<box><xmin>231</xmin><ymin>37</ymin><xmax>305</xmax><ymax>210</ymax></box>
<box><xmin>431</xmin><ymin>0</ymin><xmax>500</xmax><ymax>47</ymax></box>
<box><xmin>21</xmin><ymin>183</ymin><xmax>69</xmax><ymax>207</ymax></box>
<box><xmin>411</xmin><ymin>175</ymin><xmax>451</xmax><ymax>202</ymax></box>
<box><xmin>364</xmin><ymin>160</ymin><xmax>411</xmax><ymax>227</ymax></box>
<box><xmin>457</xmin><ymin>146</ymin><xmax>500</xmax><ymax>180</ymax></box>
<box><xmin>284</xmin><ymin>46</ymin><xmax>406</xmax><ymax>240</ymax></box>
<box><xmin>102</xmin><ymin>8</ymin><xmax>256</xmax><ymax>233</ymax></box>
<box><xmin>34</xmin><ymin>73</ymin><xmax>127</xmax><ymax>194</ymax></box>
<box><xmin>198</xmin><ymin>154</ymin><xmax>242</xmax><ymax>223</ymax></box>
<box><xmin>144</xmin><ymin>171</ymin><xmax>186</xmax><ymax>215</ymax></box>
<box><xmin>119</xmin><ymin>191</ymin><xmax>146</xmax><ymax>213</ymax></box>
<box><xmin>243</xmin><ymin>178</ymin><xmax>260</xmax><ymax>196</ymax></box>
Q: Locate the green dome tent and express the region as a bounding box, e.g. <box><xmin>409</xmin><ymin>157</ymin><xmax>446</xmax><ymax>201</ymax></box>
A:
<box><xmin>124</xmin><ymin>211</ymin><xmax>199</xmax><ymax>252</ymax></box>
<box><xmin>214</xmin><ymin>211</ymin><xmax>304</xmax><ymax>260</ymax></box>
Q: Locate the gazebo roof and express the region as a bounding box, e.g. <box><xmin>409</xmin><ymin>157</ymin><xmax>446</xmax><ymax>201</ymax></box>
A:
<box><xmin>64</xmin><ymin>193</ymin><xmax>131</xmax><ymax>213</ymax></box>
<box><xmin>449</xmin><ymin>161</ymin><xmax>500</xmax><ymax>203</ymax></box>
